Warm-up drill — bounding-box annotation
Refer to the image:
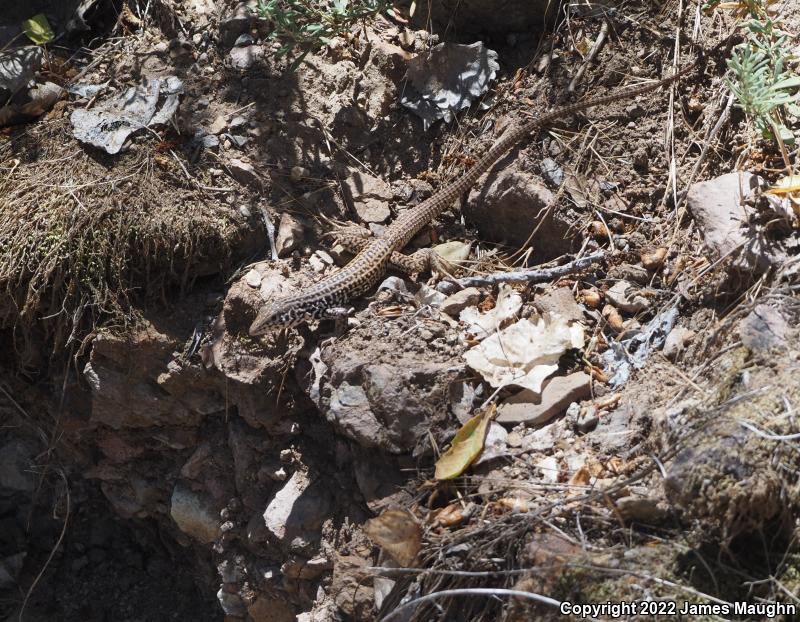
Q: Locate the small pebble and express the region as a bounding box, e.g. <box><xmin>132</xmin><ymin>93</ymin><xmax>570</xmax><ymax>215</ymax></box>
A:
<box><xmin>244</xmin><ymin>269</ymin><xmax>262</xmax><ymax>288</ymax></box>
<box><xmin>641</xmin><ymin>247</ymin><xmax>668</xmax><ymax>270</ymax></box>
<box><xmin>290</xmin><ymin>166</ymin><xmax>309</xmax><ymax>182</ymax></box>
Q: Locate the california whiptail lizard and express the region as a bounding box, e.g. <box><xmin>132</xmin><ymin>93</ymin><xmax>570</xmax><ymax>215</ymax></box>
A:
<box><xmin>249</xmin><ymin>56</ymin><xmax>703</xmax><ymax>335</ymax></box>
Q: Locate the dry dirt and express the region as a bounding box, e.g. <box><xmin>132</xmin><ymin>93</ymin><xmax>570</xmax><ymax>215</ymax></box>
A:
<box><xmin>2</xmin><ymin>1</ymin><xmax>800</xmax><ymax>621</ymax></box>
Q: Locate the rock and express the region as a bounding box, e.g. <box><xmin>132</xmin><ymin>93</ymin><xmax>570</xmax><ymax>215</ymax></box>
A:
<box><xmin>591</xmin><ymin>404</ymin><xmax>635</xmax><ymax>451</ymax></box>
<box><xmin>473</xmin><ymin>422</ymin><xmax>509</xmax><ymax>465</ymax></box>
<box><xmin>440</xmin><ymin>287</ymin><xmax>481</xmax><ymax>316</ymax></box>
<box><xmin>280</xmin><ymin>555</ymin><xmax>332</xmax><ymax>579</ymax></box>
<box><xmin>262</xmin><ymin>471</ymin><xmax>331</xmax><ymax>546</ymax></box>
<box><xmin>227</xmin><ymin>158</ymin><xmax>260</xmax><ymax>187</ymax></box>
<box><xmin>686</xmin><ymin>172</ymin><xmax>775</xmax><ymax>274</ymax></box>
<box><xmin>234</xmin><ymin>33</ymin><xmax>256</xmax><ymax>47</ymax></box>
<box><xmin>275</xmin><ymin>212</ymin><xmax>305</xmax><ymax>257</ymax></box>
<box><xmin>341</xmin><ymin>171</ymin><xmax>392</xmax><ymax>223</ymax></box>
<box><xmin>324</xmin><ymin>361</ymin><xmax>450</xmax><ymax>453</ymax></box>
<box><xmin>535</xmin><ymin>455</ymin><xmax>559</xmax><ymax>484</ymax></box>
<box><xmin>219</xmin><ymin>0</ymin><xmax>259</xmax><ymax>47</ymax></box>
<box><xmin>738</xmin><ymin>304</ymin><xmax>789</xmax><ymax>352</ymax></box>
<box><xmin>605</xmin><ymin>281</ymin><xmax>650</xmax><ymax>314</ymax></box>
<box><xmin>615</xmin><ymin>496</ymin><xmax>669</xmax><ymax>523</ymax></box>
<box><xmin>247</xmin><ymin>596</ymin><xmax>295</xmax><ymax>622</ymax></box>
<box><xmin>244</xmin><ymin>269</ymin><xmax>262</xmax><ymax>288</ymax></box>
<box><xmin>170</xmin><ymin>482</ymin><xmax>221</xmax><ymax>543</ymax></box>
<box><xmin>209</xmin><ymin>114</ymin><xmax>227</xmax><ymax>134</ymax></box>
<box><xmin>308</xmin><ymin>254</ymin><xmax>326</xmax><ymax>273</ymax></box>
<box><xmin>217</xmin><ymin>587</ymin><xmax>247</xmax><ymax>616</ymax></box>
<box><xmin>448</xmin><ymin>381</ymin><xmax>477</xmax><ymax>424</ymax></box>
<box><xmin>466</xmin><ymin>164</ymin><xmax>574</xmax><ymax>261</ymax></box>
<box><xmin>0</xmin><ymin>440</ymin><xmax>35</xmax><ymax>492</ymax></box>
<box><xmin>331</xmin><ymin>555</ymin><xmax>373</xmax><ymax>619</ymax></box>
<box><xmin>663</xmin><ymin>326</ymin><xmax>695</xmax><ymax>360</ymax></box>
<box><xmin>496</xmin><ymin>372</ymin><xmax>592</xmax><ymax>426</ymax></box>
<box><xmin>84</xmin><ymin>325</ymin><xmax>210</xmax><ymax>429</ymax></box>
<box><xmin>229</xmin><ymin>45</ymin><xmax>265</xmax><ymax>70</ymax></box>
<box><xmin>315</xmin><ymin>249</ymin><xmax>334</xmax><ymax>265</ymax></box>
<box><xmin>534</xmin><ymin>287</ymin><xmax>584</xmax><ymax>323</ymax></box>
<box><xmin>290</xmin><ymin>166</ymin><xmax>309</xmax><ymax>182</ymax></box>
<box><xmin>521</xmin><ymin>424</ymin><xmax>557</xmax><ymax>452</ymax></box>
<box><xmin>506</xmin><ymin>431</ymin><xmax>523</xmax><ymax>447</ymax></box>
<box><xmin>641</xmin><ymin>247</ymin><xmax>667</xmax><ymax>270</ymax></box>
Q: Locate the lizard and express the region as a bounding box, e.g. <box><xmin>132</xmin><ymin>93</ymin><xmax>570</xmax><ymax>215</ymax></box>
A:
<box><xmin>249</xmin><ymin>50</ymin><xmax>707</xmax><ymax>336</ymax></box>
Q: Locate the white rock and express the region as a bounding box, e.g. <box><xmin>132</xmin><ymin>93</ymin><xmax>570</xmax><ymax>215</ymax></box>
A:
<box><xmin>209</xmin><ymin>114</ymin><xmax>227</xmax><ymax>134</ymax></box>
<box><xmin>662</xmin><ymin>326</ymin><xmax>695</xmax><ymax>360</ymax></box>
<box><xmin>535</xmin><ymin>456</ymin><xmax>560</xmax><ymax>484</ymax></box>
<box><xmin>244</xmin><ymin>268</ymin><xmax>262</xmax><ymax>288</ymax></box>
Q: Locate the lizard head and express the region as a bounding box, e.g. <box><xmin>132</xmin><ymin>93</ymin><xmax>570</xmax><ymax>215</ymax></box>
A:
<box><xmin>248</xmin><ymin>296</ymin><xmax>320</xmax><ymax>335</ymax></box>
<box><xmin>249</xmin><ymin>300</ymin><xmax>294</xmax><ymax>336</ymax></box>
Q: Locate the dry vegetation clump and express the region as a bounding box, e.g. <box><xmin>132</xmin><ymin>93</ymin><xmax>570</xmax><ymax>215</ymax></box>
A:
<box><xmin>0</xmin><ymin>115</ymin><xmax>249</xmax><ymax>360</ymax></box>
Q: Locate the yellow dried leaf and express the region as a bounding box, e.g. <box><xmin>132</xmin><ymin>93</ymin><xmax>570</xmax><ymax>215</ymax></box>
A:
<box><xmin>434</xmin><ymin>405</ymin><xmax>495</xmax><ymax>480</ymax></box>
<box><xmin>766</xmin><ymin>175</ymin><xmax>800</xmax><ymax>196</ymax></box>
<box><xmin>364</xmin><ymin>508</ymin><xmax>422</xmax><ymax>567</ymax></box>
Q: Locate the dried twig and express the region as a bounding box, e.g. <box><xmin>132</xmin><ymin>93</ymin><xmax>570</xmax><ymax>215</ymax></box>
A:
<box><xmin>439</xmin><ymin>252</ymin><xmax>604</xmax><ymax>291</ymax></box>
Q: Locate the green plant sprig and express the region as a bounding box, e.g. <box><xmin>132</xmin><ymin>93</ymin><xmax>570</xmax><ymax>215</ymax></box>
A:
<box><xmin>256</xmin><ymin>0</ymin><xmax>392</xmax><ymax>70</ymax></box>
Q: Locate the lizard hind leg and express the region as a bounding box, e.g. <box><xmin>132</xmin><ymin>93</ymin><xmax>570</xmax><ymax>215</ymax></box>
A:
<box><xmin>389</xmin><ymin>248</ymin><xmax>456</xmax><ymax>280</ymax></box>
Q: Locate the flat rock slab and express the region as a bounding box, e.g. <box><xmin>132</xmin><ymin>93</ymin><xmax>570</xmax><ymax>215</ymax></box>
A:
<box><xmin>496</xmin><ymin>372</ymin><xmax>592</xmax><ymax>426</ymax></box>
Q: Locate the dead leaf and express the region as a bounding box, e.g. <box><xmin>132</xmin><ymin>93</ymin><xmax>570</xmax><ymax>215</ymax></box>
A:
<box><xmin>496</xmin><ymin>497</ymin><xmax>529</xmax><ymax>513</ymax></box>
<box><xmin>364</xmin><ymin>509</ymin><xmax>422</xmax><ymax>567</ymax></box>
<box><xmin>432</xmin><ymin>503</ymin><xmax>467</xmax><ymax>527</ymax></box>
<box><xmin>434</xmin><ymin>404</ymin><xmax>496</xmax><ymax>480</ymax></box>
<box><xmin>569</xmin><ymin>467</ymin><xmax>591</xmax><ymax>487</ymax></box>
<box><xmin>460</xmin><ymin>284</ymin><xmax>521</xmax><ymax>340</ymax></box>
<box><xmin>605</xmin><ymin>456</ymin><xmax>624</xmax><ymax>475</ymax></box>
<box><xmin>464</xmin><ymin>314</ymin><xmax>585</xmax><ymax>393</ymax></box>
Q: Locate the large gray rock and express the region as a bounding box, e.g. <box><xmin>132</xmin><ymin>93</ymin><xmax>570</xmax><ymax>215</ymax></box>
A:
<box><xmin>686</xmin><ymin>172</ymin><xmax>777</xmax><ymax>274</ymax></box>
<box><xmin>324</xmin><ymin>360</ymin><xmax>451</xmax><ymax>453</ymax></box>
<box><xmin>466</xmin><ymin>164</ymin><xmax>575</xmax><ymax>261</ymax></box>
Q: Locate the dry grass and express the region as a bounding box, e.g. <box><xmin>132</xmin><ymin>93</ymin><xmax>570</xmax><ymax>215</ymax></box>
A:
<box><xmin>0</xmin><ymin>114</ymin><xmax>246</xmax><ymax>359</ymax></box>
